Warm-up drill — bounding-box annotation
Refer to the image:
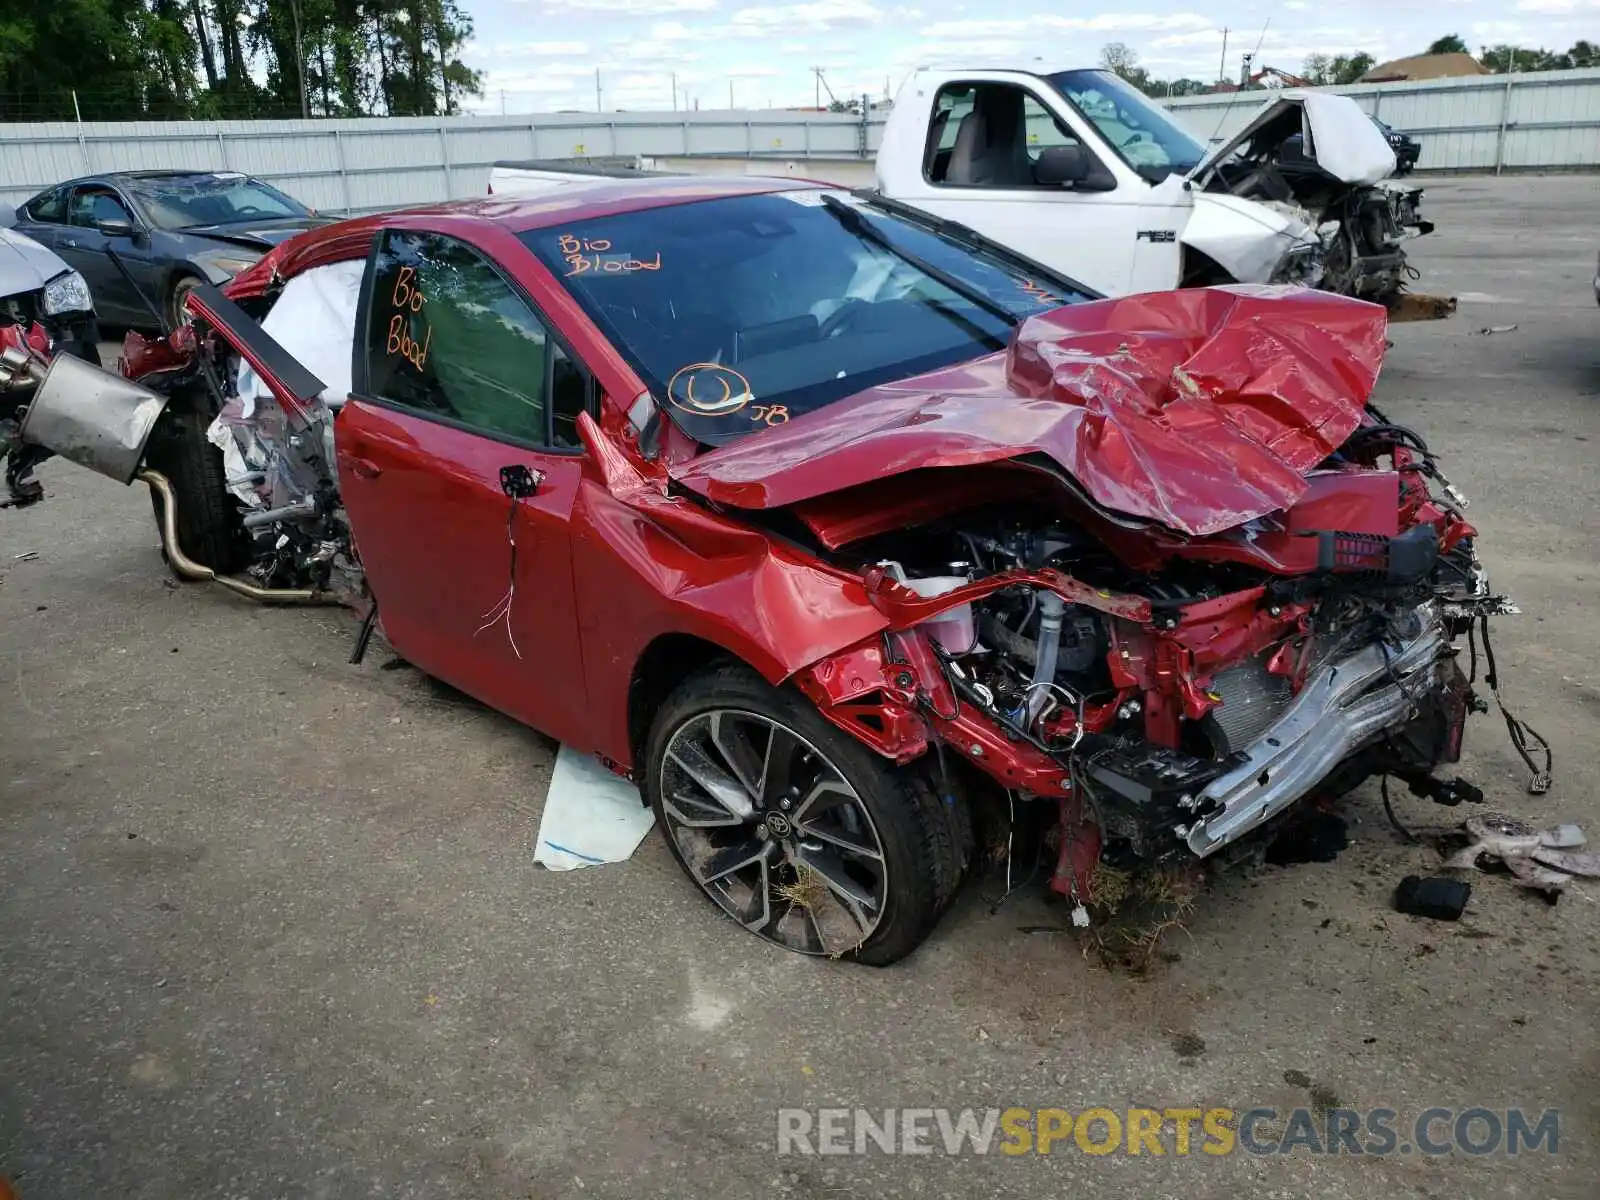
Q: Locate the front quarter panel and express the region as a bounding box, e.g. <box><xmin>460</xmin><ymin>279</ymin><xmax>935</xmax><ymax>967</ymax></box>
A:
<box><xmin>565</xmin><ymin>433</ymin><xmax>890</xmax><ymax>770</ymax></box>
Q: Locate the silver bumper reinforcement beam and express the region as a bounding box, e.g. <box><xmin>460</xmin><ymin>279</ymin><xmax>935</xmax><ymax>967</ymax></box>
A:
<box><xmin>1186</xmin><ymin>621</ymin><xmax>1446</xmax><ymax>858</ymax></box>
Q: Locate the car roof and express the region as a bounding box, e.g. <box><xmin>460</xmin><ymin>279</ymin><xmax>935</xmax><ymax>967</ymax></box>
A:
<box><xmin>44</xmin><ymin>170</ymin><xmax>261</xmax><ymax>191</ymax></box>
<box><xmin>400</xmin><ymin>173</ymin><xmax>821</xmax><ymax>233</ymax></box>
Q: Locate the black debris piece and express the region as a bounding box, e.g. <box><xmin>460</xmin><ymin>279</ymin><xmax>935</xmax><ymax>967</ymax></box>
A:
<box><xmin>1393</xmin><ymin>874</ymin><xmax>1471</xmax><ymax>921</ymax></box>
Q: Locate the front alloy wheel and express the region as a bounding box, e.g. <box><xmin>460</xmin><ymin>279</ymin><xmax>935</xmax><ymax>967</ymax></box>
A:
<box><xmin>645</xmin><ymin>664</ymin><xmax>968</xmax><ymax>966</ymax></box>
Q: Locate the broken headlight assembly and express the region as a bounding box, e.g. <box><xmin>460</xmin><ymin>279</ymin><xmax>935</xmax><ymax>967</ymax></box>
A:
<box><xmin>42</xmin><ymin>270</ymin><xmax>94</xmax><ymax>316</ymax></box>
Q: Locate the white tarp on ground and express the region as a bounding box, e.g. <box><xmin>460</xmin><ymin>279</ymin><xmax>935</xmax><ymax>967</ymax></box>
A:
<box><xmin>533</xmin><ymin>745</ymin><xmax>656</xmax><ymax>870</ymax></box>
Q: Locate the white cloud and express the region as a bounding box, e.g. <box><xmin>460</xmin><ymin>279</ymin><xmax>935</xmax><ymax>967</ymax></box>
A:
<box><xmin>923</xmin><ymin>13</ymin><xmax>1209</xmax><ymax>37</ymax></box>
<box><xmin>1514</xmin><ymin>0</ymin><xmax>1597</xmax><ymax>11</ymax></box>
<box><xmin>532</xmin><ymin>0</ymin><xmax>716</xmax><ymax>11</ymax></box>
<box><xmin>731</xmin><ymin>1</ymin><xmax>884</xmax><ymax>30</ymax></box>
<box><xmin>647</xmin><ymin>19</ymin><xmax>699</xmax><ymax>39</ymax></box>
<box><xmin>475</xmin><ymin>40</ymin><xmax>590</xmax><ymax>57</ymax></box>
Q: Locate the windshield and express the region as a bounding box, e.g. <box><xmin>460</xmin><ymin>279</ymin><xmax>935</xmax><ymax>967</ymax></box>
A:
<box><xmin>523</xmin><ymin>191</ymin><xmax>1088</xmax><ymax>447</ymax></box>
<box><xmin>125</xmin><ymin>173</ymin><xmax>311</xmax><ymax>230</ymax></box>
<box><xmin>1046</xmin><ymin>69</ymin><xmax>1207</xmax><ymax>182</ymax></box>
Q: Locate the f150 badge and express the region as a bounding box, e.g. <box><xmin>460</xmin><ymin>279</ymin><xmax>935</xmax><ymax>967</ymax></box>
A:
<box><xmin>1137</xmin><ymin>230</ymin><xmax>1178</xmax><ymax>243</ymax></box>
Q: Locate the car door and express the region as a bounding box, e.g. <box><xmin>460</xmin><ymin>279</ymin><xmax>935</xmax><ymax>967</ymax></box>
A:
<box><xmin>56</xmin><ymin>185</ymin><xmax>150</xmax><ymax>324</ymax></box>
<box><xmin>336</xmin><ymin>225</ymin><xmax>595</xmax><ymax>746</ymax></box>
<box><xmin>896</xmin><ymin>80</ymin><xmax>1172</xmax><ymax>297</ymax></box>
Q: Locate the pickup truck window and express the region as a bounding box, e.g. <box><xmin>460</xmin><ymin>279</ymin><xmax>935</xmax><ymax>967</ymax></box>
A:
<box><xmin>363</xmin><ymin>229</ymin><xmax>587</xmax><ymax>448</ymax></box>
<box><xmin>925</xmin><ymin>82</ymin><xmax>1092</xmax><ymax>188</ymax></box>
<box><xmin>524</xmin><ymin>192</ymin><xmax>1084</xmax><ymax>448</ymax></box>
<box><xmin>1045</xmin><ymin>69</ymin><xmax>1206</xmax><ymax>182</ymax></box>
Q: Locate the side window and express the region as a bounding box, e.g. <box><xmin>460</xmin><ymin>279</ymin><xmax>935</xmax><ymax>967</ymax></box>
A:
<box><xmin>23</xmin><ymin>188</ymin><xmax>67</xmax><ymax>225</ymax></box>
<box><xmin>927</xmin><ymin>83</ymin><xmax>1095</xmax><ymax>189</ymax></box>
<box><xmin>364</xmin><ymin>229</ymin><xmax>588</xmax><ymax>448</ymax></box>
<box><xmin>68</xmin><ymin>188</ymin><xmax>135</xmax><ymax>228</ymax></box>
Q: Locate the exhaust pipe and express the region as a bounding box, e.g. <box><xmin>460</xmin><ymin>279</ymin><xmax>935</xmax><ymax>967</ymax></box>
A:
<box><xmin>22</xmin><ymin>354</ymin><xmax>335</xmax><ymax>606</ymax></box>
<box><xmin>138</xmin><ymin>469</ymin><xmax>330</xmax><ymax>605</ymax></box>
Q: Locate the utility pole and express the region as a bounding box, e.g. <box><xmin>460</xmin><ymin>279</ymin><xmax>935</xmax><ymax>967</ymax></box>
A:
<box><xmin>812</xmin><ymin>66</ymin><xmax>822</xmax><ymax>109</ymax></box>
<box><xmin>595</xmin><ymin>68</ymin><xmax>602</xmax><ymax>112</ymax></box>
<box><xmin>500</xmin><ymin>89</ymin><xmax>507</xmax><ymax>115</ymax></box>
<box><xmin>729</xmin><ymin>79</ymin><xmax>734</xmax><ymax>109</ymax></box>
<box><xmin>671</xmin><ymin>71</ymin><xmax>677</xmax><ymax>111</ymax></box>
<box><xmin>1218</xmin><ymin>28</ymin><xmax>1230</xmax><ymax>84</ymax></box>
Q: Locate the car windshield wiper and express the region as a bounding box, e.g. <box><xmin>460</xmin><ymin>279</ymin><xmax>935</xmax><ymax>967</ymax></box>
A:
<box><xmin>848</xmin><ymin>189</ymin><xmax>1096</xmax><ymax>301</ymax></box>
<box><xmin>818</xmin><ymin>193</ymin><xmax>1020</xmax><ymax>328</ymax></box>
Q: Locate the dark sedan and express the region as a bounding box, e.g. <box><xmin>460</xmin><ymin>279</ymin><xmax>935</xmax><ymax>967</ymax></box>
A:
<box><xmin>10</xmin><ymin>171</ymin><xmax>332</xmax><ymax>330</ymax></box>
<box><xmin>1372</xmin><ymin>117</ymin><xmax>1421</xmax><ymax>175</ymax></box>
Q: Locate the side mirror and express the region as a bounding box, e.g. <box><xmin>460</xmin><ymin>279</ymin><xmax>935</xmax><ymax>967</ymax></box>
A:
<box><xmin>1034</xmin><ymin>145</ymin><xmax>1117</xmax><ymax>192</ymax></box>
<box><xmin>96</xmin><ymin>217</ymin><xmax>136</xmax><ymax>239</ymax></box>
<box><xmin>0</xmin><ymin>202</ymin><xmax>15</xmax><ymax>229</ymax></box>
<box><xmin>1035</xmin><ymin>145</ymin><xmax>1088</xmax><ymax>185</ymax></box>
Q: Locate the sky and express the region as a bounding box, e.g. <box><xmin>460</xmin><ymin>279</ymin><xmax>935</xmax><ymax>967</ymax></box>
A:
<box><xmin>458</xmin><ymin>0</ymin><xmax>1599</xmax><ymax>114</ymax></box>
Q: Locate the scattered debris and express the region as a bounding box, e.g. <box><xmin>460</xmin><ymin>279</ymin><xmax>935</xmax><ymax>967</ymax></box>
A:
<box><xmin>1474</xmin><ymin>324</ymin><xmax>1518</xmax><ymax>335</ymax></box>
<box><xmin>1394</xmin><ymin>875</ymin><xmax>1471</xmax><ymax>921</ymax></box>
<box><xmin>533</xmin><ymin>745</ymin><xmax>655</xmax><ymax>871</ymax></box>
<box><xmin>1438</xmin><ymin>812</ymin><xmax>1600</xmax><ymax>895</ymax></box>
<box><xmin>12</xmin><ymin>550</ymin><xmax>38</xmax><ymax>562</ymax></box>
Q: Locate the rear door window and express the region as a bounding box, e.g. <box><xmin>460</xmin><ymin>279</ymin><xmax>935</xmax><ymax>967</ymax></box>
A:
<box><xmin>23</xmin><ymin>188</ymin><xmax>68</xmax><ymax>224</ymax></box>
<box><xmin>361</xmin><ymin>229</ymin><xmax>588</xmax><ymax>449</ymax></box>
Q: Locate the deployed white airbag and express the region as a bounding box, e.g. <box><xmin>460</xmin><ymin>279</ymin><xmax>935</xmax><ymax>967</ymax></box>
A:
<box><xmin>235</xmin><ymin>258</ymin><xmax>364</xmax><ymax>411</ymax></box>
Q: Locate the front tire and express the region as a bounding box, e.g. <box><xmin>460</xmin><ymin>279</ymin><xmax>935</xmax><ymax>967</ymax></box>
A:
<box><xmin>143</xmin><ymin>407</ymin><xmax>248</xmax><ymax>576</ymax></box>
<box><xmin>645</xmin><ymin>663</ymin><xmax>967</xmax><ymax>966</ymax></box>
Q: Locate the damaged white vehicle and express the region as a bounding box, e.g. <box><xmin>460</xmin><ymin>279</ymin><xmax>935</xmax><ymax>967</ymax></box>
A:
<box><xmin>871</xmin><ymin>68</ymin><xmax>1451</xmax><ymax>318</ymax></box>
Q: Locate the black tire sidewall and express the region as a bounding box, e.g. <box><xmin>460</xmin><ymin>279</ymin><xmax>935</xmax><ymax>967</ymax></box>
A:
<box><xmin>169</xmin><ymin>274</ymin><xmax>202</xmax><ymax>331</ymax></box>
<box><xmin>643</xmin><ymin>663</ymin><xmax>943</xmax><ymax>966</ymax></box>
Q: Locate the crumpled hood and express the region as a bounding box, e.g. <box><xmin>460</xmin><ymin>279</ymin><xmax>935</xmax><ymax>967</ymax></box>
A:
<box><xmin>180</xmin><ymin>217</ymin><xmax>334</xmax><ymax>251</ymax></box>
<box><xmin>671</xmin><ymin>285</ymin><xmax>1387</xmax><ymax>538</ymax></box>
<box><xmin>0</xmin><ymin>227</ymin><xmax>70</xmax><ymax>296</ymax></box>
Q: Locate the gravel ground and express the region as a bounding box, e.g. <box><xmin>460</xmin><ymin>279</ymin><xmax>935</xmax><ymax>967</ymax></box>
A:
<box><xmin>2</xmin><ymin>173</ymin><xmax>1597</xmax><ymax>1199</ymax></box>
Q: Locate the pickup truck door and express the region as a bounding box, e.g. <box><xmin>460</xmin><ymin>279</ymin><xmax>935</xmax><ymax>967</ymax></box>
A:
<box><xmin>335</xmin><ymin>226</ymin><xmax>596</xmax><ymax>746</ymax></box>
<box><xmin>877</xmin><ymin>77</ymin><xmax>1184</xmax><ymax>297</ymax></box>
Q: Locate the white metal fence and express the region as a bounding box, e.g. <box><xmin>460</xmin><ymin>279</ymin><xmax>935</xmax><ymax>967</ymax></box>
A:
<box><xmin>1</xmin><ymin>67</ymin><xmax>1596</xmax><ymax>215</ymax></box>
<box><xmin>0</xmin><ymin>110</ymin><xmax>869</xmax><ymax>213</ymax></box>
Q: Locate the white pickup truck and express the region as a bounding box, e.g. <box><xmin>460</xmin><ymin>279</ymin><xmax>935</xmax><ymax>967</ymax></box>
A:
<box><xmin>488</xmin><ymin>65</ymin><xmax>1451</xmax><ymax>317</ymax></box>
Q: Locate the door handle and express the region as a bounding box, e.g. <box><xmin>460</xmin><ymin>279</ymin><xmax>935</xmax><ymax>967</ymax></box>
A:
<box><xmin>61</xmin><ymin>238</ymin><xmax>78</xmax><ymax>248</ymax></box>
<box><xmin>349</xmin><ymin>455</ymin><xmax>383</xmax><ymax>480</ymax></box>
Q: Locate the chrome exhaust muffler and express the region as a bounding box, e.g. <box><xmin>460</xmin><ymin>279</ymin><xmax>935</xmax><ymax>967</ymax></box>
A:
<box><xmin>17</xmin><ymin>352</ymin><xmax>169</xmax><ymax>483</ymax></box>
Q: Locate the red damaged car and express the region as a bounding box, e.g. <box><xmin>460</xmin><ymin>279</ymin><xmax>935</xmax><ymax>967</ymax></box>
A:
<box><xmin>6</xmin><ymin>175</ymin><xmax>1529</xmax><ymax>965</ymax></box>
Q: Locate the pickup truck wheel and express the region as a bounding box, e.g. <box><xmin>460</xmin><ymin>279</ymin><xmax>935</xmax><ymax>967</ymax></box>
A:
<box><xmin>144</xmin><ymin>408</ymin><xmax>249</xmax><ymax>577</ymax></box>
<box><xmin>645</xmin><ymin>664</ymin><xmax>966</xmax><ymax>965</ymax></box>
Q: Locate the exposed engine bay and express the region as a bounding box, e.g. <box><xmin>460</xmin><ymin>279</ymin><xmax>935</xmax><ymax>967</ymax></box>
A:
<box><xmin>791</xmin><ymin>418</ymin><xmax>1543</xmax><ymax>901</ymax></box>
<box><xmin>1186</xmin><ymin>93</ymin><xmax>1436</xmax><ymax>308</ymax></box>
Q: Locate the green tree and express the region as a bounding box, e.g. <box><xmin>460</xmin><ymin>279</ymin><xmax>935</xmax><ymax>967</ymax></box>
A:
<box><xmin>1427</xmin><ymin>35</ymin><xmax>1469</xmax><ymax>55</ymax></box>
<box><xmin>1329</xmin><ymin>52</ymin><xmax>1375</xmax><ymax>84</ymax></box>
